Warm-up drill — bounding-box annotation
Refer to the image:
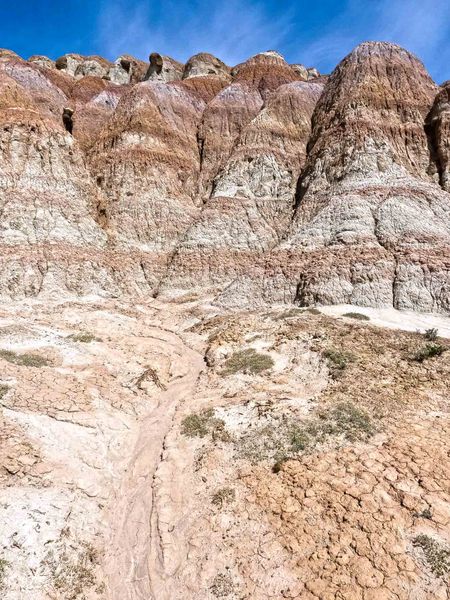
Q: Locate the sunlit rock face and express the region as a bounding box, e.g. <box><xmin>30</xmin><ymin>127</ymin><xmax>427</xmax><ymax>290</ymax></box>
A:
<box><xmin>0</xmin><ymin>43</ymin><xmax>448</xmax><ymax>311</ymax></box>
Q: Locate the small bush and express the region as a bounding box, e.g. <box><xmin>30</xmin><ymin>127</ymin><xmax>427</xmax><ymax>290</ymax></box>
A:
<box><xmin>0</xmin><ymin>349</ymin><xmax>49</xmax><ymax>368</ymax></box>
<box><xmin>424</xmin><ymin>328</ymin><xmax>438</xmax><ymax>341</ymax></box>
<box><xmin>211</xmin><ymin>487</ymin><xmax>235</xmax><ymax>508</ymax></box>
<box><xmin>67</xmin><ymin>332</ymin><xmax>101</xmax><ymax>343</ymax></box>
<box><xmin>181</xmin><ymin>409</ymin><xmax>229</xmax><ymax>440</ymax></box>
<box><xmin>0</xmin><ymin>385</ymin><xmax>9</xmax><ymax>400</ymax></box>
<box><xmin>413</xmin><ymin>343</ymin><xmax>446</xmax><ymax>362</ymax></box>
<box><xmin>323</xmin><ymin>349</ymin><xmax>354</xmax><ymax>374</ymax></box>
<box><xmin>343</xmin><ymin>312</ymin><xmax>370</xmax><ymax>321</ymax></box>
<box><xmin>413</xmin><ymin>534</ymin><xmax>450</xmax><ymax>577</ymax></box>
<box><xmin>222</xmin><ymin>348</ymin><xmax>274</xmax><ymax>376</ymax></box>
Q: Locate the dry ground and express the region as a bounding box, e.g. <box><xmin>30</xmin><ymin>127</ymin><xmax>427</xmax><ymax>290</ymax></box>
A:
<box><xmin>0</xmin><ymin>298</ymin><xmax>449</xmax><ymax>600</ymax></box>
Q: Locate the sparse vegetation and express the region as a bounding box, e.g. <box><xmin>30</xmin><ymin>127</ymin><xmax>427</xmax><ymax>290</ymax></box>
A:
<box><xmin>424</xmin><ymin>328</ymin><xmax>438</xmax><ymax>341</ymax></box>
<box><xmin>0</xmin><ymin>349</ymin><xmax>49</xmax><ymax>367</ymax></box>
<box><xmin>0</xmin><ymin>384</ymin><xmax>9</xmax><ymax>399</ymax></box>
<box><xmin>0</xmin><ymin>558</ymin><xmax>9</xmax><ymax>589</ymax></box>
<box><xmin>413</xmin><ymin>343</ymin><xmax>446</xmax><ymax>362</ymax></box>
<box><xmin>67</xmin><ymin>332</ymin><xmax>101</xmax><ymax>343</ymax></box>
<box><xmin>305</xmin><ymin>307</ymin><xmax>321</xmax><ymax>315</ymax></box>
<box><xmin>181</xmin><ymin>409</ymin><xmax>229</xmax><ymax>441</ymax></box>
<box><xmin>212</xmin><ymin>487</ymin><xmax>235</xmax><ymax>508</ymax></box>
<box><xmin>237</xmin><ymin>402</ymin><xmax>374</xmax><ymax>464</ymax></box>
<box><xmin>44</xmin><ymin>541</ymin><xmax>99</xmax><ymax>600</ymax></box>
<box><xmin>413</xmin><ymin>534</ymin><xmax>450</xmax><ymax>577</ymax></box>
<box><xmin>210</xmin><ymin>572</ymin><xmax>235</xmax><ymax>597</ymax></box>
<box><xmin>222</xmin><ymin>348</ymin><xmax>274</xmax><ymax>376</ymax></box>
<box><xmin>323</xmin><ymin>348</ymin><xmax>354</xmax><ymax>375</ymax></box>
<box><xmin>343</xmin><ymin>312</ymin><xmax>370</xmax><ymax>321</ymax></box>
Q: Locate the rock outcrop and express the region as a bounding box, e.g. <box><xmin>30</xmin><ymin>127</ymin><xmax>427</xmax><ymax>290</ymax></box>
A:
<box><xmin>0</xmin><ymin>42</ymin><xmax>448</xmax><ymax>312</ymax></box>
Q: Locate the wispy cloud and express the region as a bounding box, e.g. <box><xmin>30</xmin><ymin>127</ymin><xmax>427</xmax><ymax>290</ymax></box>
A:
<box><xmin>297</xmin><ymin>0</ymin><xmax>450</xmax><ymax>81</ymax></box>
<box><xmin>95</xmin><ymin>0</ymin><xmax>450</xmax><ymax>81</ymax></box>
<box><xmin>96</xmin><ymin>0</ymin><xmax>295</xmax><ymax>66</ymax></box>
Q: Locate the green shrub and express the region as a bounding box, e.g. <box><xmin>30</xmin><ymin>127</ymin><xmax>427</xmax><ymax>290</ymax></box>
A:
<box><xmin>413</xmin><ymin>534</ymin><xmax>450</xmax><ymax>577</ymax></box>
<box><xmin>222</xmin><ymin>348</ymin><xmax>274</xmax><ymax>375</ymax></box>
<box><xmin>181</xmin><ymin>409</ymin><xmax>229</xmax><ymax>440</ymax></box>
<box><xmin>323</xmin><ymin>349</ymin><xmax>354</xmax><ymax>373</ymax></box>
<box><xmin>413</xmin><ymin>343</ymin><xmax>446</xmax><ymax>362</ymax></box>
<box><xmin>424</xmin><ymin>328</ymin><xmax>438</xmax><ymax>341</ymax></box>
<box><xmin>0</xmin><ymin>349</ymin><xmax>49</xmax><ymax>367</ymax></box>
<box><xmin>67</xmin><ymin>332</ymin><xmax>101</xmax><ymax>343</ymax></box>
<box><xmin>343</xmin><ymin>312</ymin><xmax>370</xmax><ymax>321</ymax></box>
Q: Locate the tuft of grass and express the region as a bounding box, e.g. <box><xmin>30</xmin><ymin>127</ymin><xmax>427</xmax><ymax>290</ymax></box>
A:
<box><xmin>0</xmin><ymin>349</ymin><xmax>49</xmax><ymax>368</ymax></box>
<box><xmin>67</xmin><ymin>332</ymin><xmax>101</xmax><ymax>343</ymax></box>
<box><xmin>413</xmin><ymin>343</ymin><xmax>446</xmax><ymax>362</ymax></box>
<box><xmin>222</xmin><ymin>348</ymin><xmax>274</xmax><ymax>376</ymax></box>
<box><xmin>0</xmin><ymin>384</ymin><xmax>9</xmax><ymax>400</ymax></box>
<box><xmin>343</xmin><ymin>312</ymin><xmax>370</xmax><ymax>321</ymax></box>
<box><xmin>424</xmin><ymin>328</ymin><xmax>438</xmax><ymax>341</ymax></box>
<box><xmin>181</xmin><ymin>409</ymin><xmax>229</xmax><ymax>441</ymax></box>
<box><xmin>211</xmin><ymin>487</ymin><xmax>235</xmax><ymax>508</ymax></box>
<box><xmin>413</xmin><ymin>534</ymin><xmax>450</xmax><ymax>578</ymax></box>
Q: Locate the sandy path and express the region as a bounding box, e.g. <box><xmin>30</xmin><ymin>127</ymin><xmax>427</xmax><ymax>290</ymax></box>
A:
<box><xmin>104</xmin><ymin>326</ymin><xmax>204</xmax><ymax>600</ymax></box>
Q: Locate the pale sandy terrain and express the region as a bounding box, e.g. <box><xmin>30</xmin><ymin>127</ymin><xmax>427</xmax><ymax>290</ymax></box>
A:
<box><xmin>0</xmin><ymin>299</ymin><xmax>449</xmax><ymax>599</ymax></box>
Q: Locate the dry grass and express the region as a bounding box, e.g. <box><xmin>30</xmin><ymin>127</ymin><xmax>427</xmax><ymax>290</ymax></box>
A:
<box><xmin>343</xmin><ymin>312</ymin><xmax>370</xmax><ymax>321</ymax></box>
<box><xmin>236</xmin><ymin>402</ymin><xmax>374</xmax><ymax>465</ymax></box>
<box><xmin>222</xmin><ymin>348</ymin><xmax>274</xmax><ymax>376</ymax></box>
<box><xmin>413</xmin><ymin>534</ymin><xmax>450</xmax><ymax>578</ymax></box>
<box><xmin>0</xmin><ymin>349</ymin><xmax>49</xmax><ymax>367</ymax></box>
<box><xmin>181</xmin><ymin>409</ymin><xmax>230</xmax><ymax>441</ymax></box>
<box><xmin>0</xmin><ymin>558</ymin><xmax>8</xmax><ymax>590</ymax></box>
<box><xmin>210</xmin><ymin>572</ymin><xmax>235</xmax><ymax>597</ymax></box>
<box><xmin>67</xmin><ymin>332</ymin><xmax>101</xmax><ymax>343</ymax></box>
<box><xmin>212</xmin><ymin>487</ymin><xmax>235</xmax><ymax>508</ymax></box>
<box><xmin>44</xmin><ymin>541</ymin><xmax>99</xmax><ymax>600</ymax></box>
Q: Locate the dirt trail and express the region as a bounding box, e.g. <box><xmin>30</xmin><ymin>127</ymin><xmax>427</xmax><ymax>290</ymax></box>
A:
<box><xmin>104</xmin><ymin>326</ymin><xmax>204</xmax><ymax>600</ymax></box>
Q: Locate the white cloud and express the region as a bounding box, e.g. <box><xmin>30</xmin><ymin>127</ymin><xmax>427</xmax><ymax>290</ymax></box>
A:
<box><xmin>96</xmin><ymin>0</ymin><xmax>295</xmax><ymax>66</ymax></box>
<box><xmin>298</xmin><ymin>0</ymin><xmax>450</xmax><ymax>81</ymax></box>
<box><xmin>96</xmin><ymin>0</ymin><xmax>450</xmax><ymax>81</ymax></box>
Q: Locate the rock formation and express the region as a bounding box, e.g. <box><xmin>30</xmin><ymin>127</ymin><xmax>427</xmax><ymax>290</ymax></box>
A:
<box><xmin>0</xmin><ymin>42</ymin><xmax>448</xmax><ymax>313</ymax></box>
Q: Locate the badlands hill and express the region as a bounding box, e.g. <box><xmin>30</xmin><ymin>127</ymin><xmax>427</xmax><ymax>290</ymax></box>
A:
<box><xmin>0</xmin><ymin>42</ymin><xmax>449</xmax><ymax>600</ymax></box>
<box><xmin>0</xmin><ymin>42</ymin><xmax>449</xmax><ymax>311</ymax></box>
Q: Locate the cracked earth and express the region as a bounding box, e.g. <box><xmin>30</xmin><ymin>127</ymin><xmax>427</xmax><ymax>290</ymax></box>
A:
<box><xmin>0</xmin><ymin>299</ymin><xmax>449</xmax><ymax>599</ymax></box>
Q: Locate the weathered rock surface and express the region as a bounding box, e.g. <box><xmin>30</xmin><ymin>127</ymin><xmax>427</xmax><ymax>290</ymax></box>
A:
<box><xmin>183</xmin><ymin>52</ymin><xmax>230</xmax><ymax>80</ymax></box>
<box><xmin>0</xmin><ymin>42</ymin><xmax>448</xmax><ymax>313</ymax></box>
<box><xmin>144</xmin><ymin>52</ymin><xmax>184</xmax><ymax>82</ymax></box>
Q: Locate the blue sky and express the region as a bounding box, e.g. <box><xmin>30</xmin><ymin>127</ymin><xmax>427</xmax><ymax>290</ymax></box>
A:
<box><xmin>1</xmin><ymin>0</ymin><xmax>449</xmax><ymax>82</ymax></box>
